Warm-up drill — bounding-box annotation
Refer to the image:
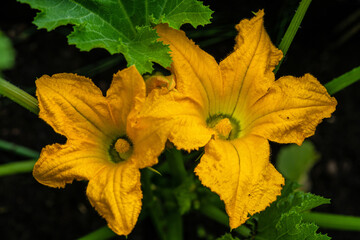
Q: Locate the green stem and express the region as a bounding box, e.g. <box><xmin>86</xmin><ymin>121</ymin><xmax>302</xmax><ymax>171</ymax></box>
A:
<box><xmin>0</xmin><ymin>139</ymin><xmax>39</xmax><ymax>158</ymax></box>
<box><xmin>166</xmin><ymin>211</ymin><xmax>183</xmax><ymax>240</ymax></box>
<box><xmin>0</xmin><ymin>77</ymin><xmax>39</xmax><ymax>114</ymax></box>
<box><xmin>274</xmin><ymin>0</ymin><xmax>312</xmax><ymax>74</ymax></box>
<box><xmin>0</xmin><ymin>159</ymin><xmax>37</xmax><ymax>177</ymax></box>
<box><xmin>165</xmin><ymin>148</ymin><xmax>187</xmax><ymax>185</ymax></box>
<box><xmin>75</xmin><ymin>55</ymin><xmax>123</xmax><ymax>77</ymax></box>
<box><xmin>77</xmin><ymin>226</ymin><xmax>115</xmax><ymax>240</ymax></box>
<box><xmin>199</xmin><ymin>204</ymin><xmax>252</xmax><ymax>237</ymax></box>
<box><xmin>142</xmin><ymin>169</ymin><xmax>166</xmax><ymax>240</ymax></box>
<box><xmin>325</xmin><ymin>66</ymin><xmax>360</xmax><ymax>95</ymax></box>
<box><xmin>302</xmin><ymin>212</ymin><xmax>360</xmax><ymax>231</ymax></box>
<box><xmin>164</xmin><ymin>148</ymin><xmax>185</xmax><ymax>240</ymax></box>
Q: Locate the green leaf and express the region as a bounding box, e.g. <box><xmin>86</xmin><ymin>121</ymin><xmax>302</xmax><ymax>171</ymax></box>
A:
<box><xmin>275</xmin><ymin>211</ymin><xmax>331</xmax><ymax>240</ymax></box>
<box><xmin>255</xmin><ymin>181</ymin><xmax>330</xmax><ymax>239</ymax></box>
<box><xmin>216</xmin><ymin>233</ymin><xmax>240</xmax><ymax>240</ymax></box>
<box><xmin>151</xmin><ymin>0</ymin><xmax>213</xmax><ymax>29</ymax></box>
<box><xmin>0</xmin><ymin>31</ymin><xmax>15</xmax><ymax>71</ymax></box>
<box><xmin>17</xmin><ymin>0</ymin><xmax>213</xmax><ymax>74</ymax></box>
<box><xmin>276</xmin><ymin>140</ymin><xmax>319</xmax><ymax>188</ymax></box>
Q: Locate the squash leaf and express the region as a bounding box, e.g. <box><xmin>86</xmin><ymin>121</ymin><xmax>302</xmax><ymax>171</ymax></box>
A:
<box><xmin>0</xmin><ymin>31</ymin><xmax>15</xmax><ymax>72</ymax></box>
<box><xmin>18</xmin><ymin>0</ymin><xmax>213</xmax><ymax>74</ymax></box>
<box><xmin>254</xmin><ymin>181</ymin><xmax>331</xmax><ymax>240</ymax></box>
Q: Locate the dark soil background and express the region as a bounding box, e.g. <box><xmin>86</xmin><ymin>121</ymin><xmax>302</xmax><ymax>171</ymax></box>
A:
<box><xmin>1</xmin><ymin>0</ymin><xmax>359</xmax><ymax>239</ymax></box>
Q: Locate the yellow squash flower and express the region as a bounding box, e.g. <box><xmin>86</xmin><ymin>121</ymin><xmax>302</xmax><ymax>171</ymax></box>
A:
<box><xmin>133</xmin><ymin>10</ymin><xmax>337</xmax><ymax>229</ymax></box>
<box><xmin>34</xmin><ymin>66</ymin><xmax>163</xmax><ymax>236</ymax></box>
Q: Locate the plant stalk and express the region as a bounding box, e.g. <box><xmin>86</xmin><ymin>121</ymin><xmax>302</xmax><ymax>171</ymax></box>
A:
<box><xmin>0</xmin><ymin>77</ymin><xmax>39</xmax><ymax>114</ymax></box>
<box><xmin>164</xmin><ymin>148</ymin><xmax>185</xmax><ymax>240</ymax></box>
<box><xmin>166</xmin><ymin>211</ymin><xmax>183</xmax><ymax>240</ymax></box>
<box><xmin>325</xmin><ymin>66</ymin><xmax>360</xmax><ymax>95</ymax></box>
<box><xmin>0</xmin><ymin>159</ymin><xmax>37</xmax><ymax>177</ymax></box>
<box><xmin>165</xmin><ymin>148</ymin><xmax>187</xmax><ymax>185</ymax></box>
<box><xmin>199</xmin><ymin>204</ymin><xmax>252</xmax><ymax>237</ymax></box>
<box><xmin>0</xmin><ymin>139</ymin><xmax>39</xmax><ymax>158</ymax></box>
<box><xmin>77</xmin><ymin>226</ymin><xmax>115</xmax><ymax>240</ymax></box>
<box><xmin>302</xmin><ymin>212</ymin><xmax>360</xmax><ymax>231</ymax></box>
<box><xmin>142</xmin><ymin>169</ymin><xmax>167</xmax><ymax>240</ymax></box>
<box><xmin>274</xmin><ymin>0</ymin><xmax>312</xmax><ymax>74</ymax></box>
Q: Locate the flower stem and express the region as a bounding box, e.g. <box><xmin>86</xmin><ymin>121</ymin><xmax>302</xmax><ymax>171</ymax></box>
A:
<box><xmin>77</xmin><ymin>226</ymin><xmax>115</xmax><ymax>240</ymax></box>
<box><xmin>0</xmin><ymin>159</ymin><xmax>37</xmax><ymax>177</ymax></box>
<box><xmin>165</xmin><ymin>148</ymin><xmax>187</xmax><ymax>185</ymax></box>
<box><xmin>0</xmin><ymin>77</ymin><xmax>39</xmax><ymax>114</ymax></box>
<box><xmin>164</xmin><ymin>148</ymin><xmax>185</xmax><ymax>240</ymax></box>
<box><xmin>302</xmin><ymin>212</ymin><xmax>360</xmax><ymax>231</ymax></box>
<box><xmin>142</xmin><ymin>169</ymin><xmax>167</xmax><ymax>240</ymax></box>
<box><xmin>325</xmin><ymin>65</ymin><xmax>360</xmax><ymax>95</ymax></box>
<box><xmin>166</xmin><ymin>211</ymin><xmax>183</xmax><ymax>240</ymax></box>
<box><xmin>274</xmin><ymin>0</ymin><xmax>312</xmax><ymax>74</ymax></box>
<box><xmin>199</xmin><ymin>204</ymin><xmax>252</xmax><ymax>237</ymax></box>
<box><xmin>0</xmin><ymin>139</ymin><xmax>39</xmax><ymax>158</ymax></box>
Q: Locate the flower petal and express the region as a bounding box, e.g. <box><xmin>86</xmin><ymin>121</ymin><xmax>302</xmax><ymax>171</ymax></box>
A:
<box><xmin>219</xmin><ymin>10</ymin><xmax>283</xmax><ymax>117</ymax></box>
<box><xmin>156</xmin><ymin>24</ymin><xmax>222</xmax><ymax>115</ymax></box>
<box><xmin>33</xmin><ymin>141</ymin><xmax>111</xmax><ymax>188</ymax></box>
<box><xmin>243</xmin><ymin>74</ymin><xmax>337</xmax><ymax>145</ymax></box>
<box><xmin>129</xmin><ymin>89</ymin><xmax>213</xmax><ymax>168</ymax></box>
<box><xmin>195</xmin><ymin>135</ymin><xmax>284</xmax><ymax>229</ymax></box>
<box><xmin>36</xmin><ymin>73</ymin><xmax>122</xmax><ymax>142</ymax></box>
<box><xmin>107</xmin><ymin>66</ymin><xmax>146</xmax><ymax>131</ymax></box>
<box><xmin>86</xmin><ymin>160</ymin><xmax>142</xmax><ymax>236</ymax></box>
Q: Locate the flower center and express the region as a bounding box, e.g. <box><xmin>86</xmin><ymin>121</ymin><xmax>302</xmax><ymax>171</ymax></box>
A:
<box><xmin>207</xmin><ymin>114</ymin><xmax>240</xmax><ymax>140</ymax></box>
<box><xmin>115</xmin><ymin>138</ymin><xmax>131</xmax><ymax>154</ymax></box>
<box><xmin>109</xmin><ymin>137</ymin><xmax>133</xmax><ymax>163</ymax></box>
<box><xmin>144</xmin><ymin>72</ymin><xmax>175</xmax><ymax>95</ymax></box>
<box><xmin>214</xmin><ymin>118</ymin><xmax>232</xmax><ymax>139</ymax></box>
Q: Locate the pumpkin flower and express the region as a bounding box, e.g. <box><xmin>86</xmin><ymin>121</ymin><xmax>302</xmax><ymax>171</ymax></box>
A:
<box><xmin>133</xmin><ymin>10</ymin><xmax>337</xmax><ymax>229</ymax></box>
<box><xmin>34</xmin><ymin>66</ymin><xmax>163</xmax><ymax>236</ymax></box>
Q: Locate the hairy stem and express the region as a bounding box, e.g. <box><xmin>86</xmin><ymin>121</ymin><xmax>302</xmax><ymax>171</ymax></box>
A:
<box><xmin>274</xmin><ymin>0</ymin><xmax>312</xmax><ymax>74</ymax></box>
<box><xmin>0</xmin><ymin>77</ymin><xmax>39</xmax><ymax>114</ymax></box>
<box><xmin>302</xmin><ymin>212</ymin><xmax>360</xmax><ymax>231</ymax></box>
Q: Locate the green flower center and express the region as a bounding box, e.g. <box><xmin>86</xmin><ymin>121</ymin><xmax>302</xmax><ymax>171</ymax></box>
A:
<box><xmin>108</xmin><ymin>136</ymin><xmax>133</xmax><ymax>163</ymax></box>
<box><xmin>207</xmin><ymin>114</ymin><xmax>240</xmax><ymax>140</ymax></box>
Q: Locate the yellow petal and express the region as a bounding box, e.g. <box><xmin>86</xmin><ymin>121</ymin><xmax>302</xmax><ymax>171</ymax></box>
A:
<box><xmin>36</xmin><ymin>73</ymin><xmax>122</xmax><ymax>142</ymax></box>
<box><xmin>107</xmin><ymin>66</ymin><xmax>146</xmax><ymax>131</ymax></box>
<box><xmin>36</xmin><ymin>67</ymin><xmax>145</xmax><ymax>144</ymax></box>
<box><xmin>219</xmin><ymin>10</ymin><xmax>283</xmax><ymax>117</ymax></box>
<box><xmin>86</xmin><ymin>160</ymin><xmax>142</xmax><ymax>236</ymax></box>
<box><xmin>195</xmin><ymin>135</ymin><xmax>284</xmax><ymax>229</ymax></box>
<box><xmin>35</xmin><ymin>67</ymin><xmax>148</xmax><ymax>236</ymax></box>
<box><xmin>129</xmin><ymin>89</ymin><xmax>214</xmax><ymax>168</ymax></box>
<box><xmin>156</xmin><ymin>24</ymin><xmax>222</xmax><ymax>115</ymax></box>
<box><xmin>243</xmin><ymin>74</ymin><xmax>337</xmax><ymax>145</ymax></box>
<box><xmin>33</xmin><ymin>141</ymin><xmax>111</xmax><ymax>188</ymax></box>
